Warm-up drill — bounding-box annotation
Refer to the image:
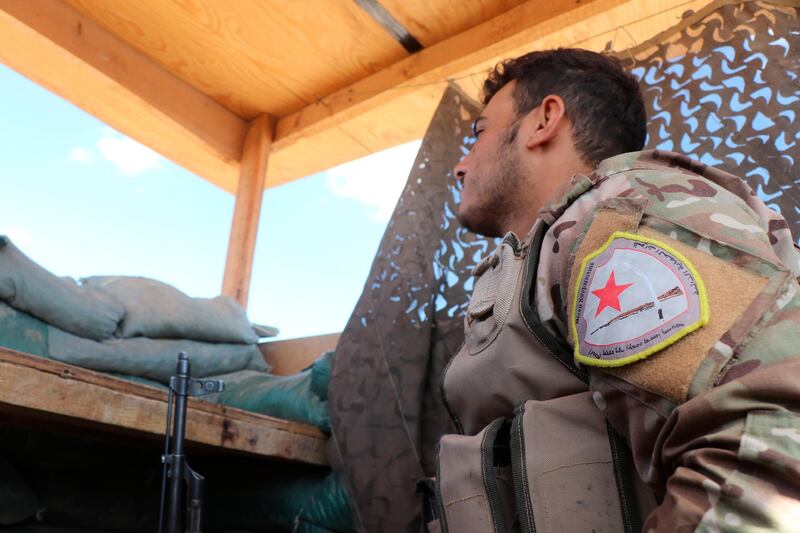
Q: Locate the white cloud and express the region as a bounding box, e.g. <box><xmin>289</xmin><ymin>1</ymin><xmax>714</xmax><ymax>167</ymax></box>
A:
<box><xmin>68</xmin><ymin>147</ymin><xmax>94</xmax><ymax>163</ymax></box>
<box><xmin>323</xmin><ymin>140</ymin><xmax>422</xmax><ymax>221</ymax></box>
<box><xmin>97</xmin><ymin>131</ymin><xmax>163</xmax><ymax>176</ymax></box>
<box><xmin>66</xmin><ymin>130</ymin><xmax>163</xmax><ymax>176</ymax></box>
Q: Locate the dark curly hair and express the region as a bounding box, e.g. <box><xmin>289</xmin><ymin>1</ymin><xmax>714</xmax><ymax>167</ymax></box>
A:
<box><xmin>483</xmin><ymin>48</ymin><xmax>647</xmax><ymax>166</ymax></box>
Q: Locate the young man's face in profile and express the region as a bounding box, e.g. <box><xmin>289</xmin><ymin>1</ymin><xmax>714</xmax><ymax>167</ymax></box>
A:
<box><xmin>453</xmin><ymin>82</ymin><xmax>525</xmax><ymax>238</ymax></box>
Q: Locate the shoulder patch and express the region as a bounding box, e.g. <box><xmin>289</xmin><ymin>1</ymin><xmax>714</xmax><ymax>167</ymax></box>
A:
<box><xmin>571</xmin><ymin>231</ymin><xmax>709</xmax><ymax>367</ymax></box>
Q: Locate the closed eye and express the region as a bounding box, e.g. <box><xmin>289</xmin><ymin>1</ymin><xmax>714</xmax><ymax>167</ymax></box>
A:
<box><xmin>471</xmin><ymin>118</ymin><xmax>486</xmax><ymax>139</ymax></box>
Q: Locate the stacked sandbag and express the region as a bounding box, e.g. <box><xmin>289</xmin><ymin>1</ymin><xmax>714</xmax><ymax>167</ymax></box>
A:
<box><xmin>0</xmin><ymin>236</ymin><xmax>123</xmax><ymax>340</ymax></box>
<box><xmin>47</xmin><ymin>328</ymin><xmax>267</xmax><ymax>383</ymax></box>
<box><xmin>292</xmin><ymin>470</ymin><xmax>356</xmax><ymax>532</ymax></box>
<box><xmin>0</xmin><ymin>236</ymin><xmax>334</xmax><ymax>432</ymax></box>
<box><xmin>80</xmin><ymin>276</ymin><xmax>259</xmax><ymax>344</ymax></box>
<box><xmin>0</xmin><ymin>236</ymin><xmax>268</xmax><ymax>382</ymax></box>
<box><xmin>207</xmin><ymin>350</ymin><xmax>334</xmax><ymax>431</ymax></box>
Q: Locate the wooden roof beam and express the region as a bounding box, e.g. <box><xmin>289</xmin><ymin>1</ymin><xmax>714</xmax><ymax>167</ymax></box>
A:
<box><xmin>273</xmin><ymin>0</ymin><xmax>615</xmax><ymax>151</ymax></box>
<box><xmin>0</xmin><ymin>0</ymin><xmax>247</xmax><ymax>192</ymax></box>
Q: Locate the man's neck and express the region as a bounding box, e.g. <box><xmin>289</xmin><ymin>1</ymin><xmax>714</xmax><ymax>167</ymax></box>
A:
<box><xmin>504</xmin><ymin>213</ymin><xmax>540</xmax><ymax>238</ymax></box>
<box><xmin>503</xmin><ymin>170</ymin><xmax>589</xmax><ymax>237</ymax></box>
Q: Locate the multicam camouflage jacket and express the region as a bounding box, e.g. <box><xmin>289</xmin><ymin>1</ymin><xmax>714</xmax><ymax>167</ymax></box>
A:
<box><xmin>535</xmin><ymin>149</ymin><xmax>800</xmax><ymax>532</ymax></box>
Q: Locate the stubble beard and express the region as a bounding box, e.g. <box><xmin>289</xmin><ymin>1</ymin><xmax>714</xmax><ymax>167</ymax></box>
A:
<box><xmin>457</xmin><ymin>140</ymin><xmax>524</xmax><ymax>238</ymax></box>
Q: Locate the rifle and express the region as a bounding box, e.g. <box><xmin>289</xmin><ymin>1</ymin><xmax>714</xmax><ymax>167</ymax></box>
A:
<box><xmin>158</xmin><ymin>352</ymin><xmax>225</xmax><ymax>533</ymax></box>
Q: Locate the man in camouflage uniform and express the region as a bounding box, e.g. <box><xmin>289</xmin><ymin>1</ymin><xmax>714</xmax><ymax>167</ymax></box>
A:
<box><xmin>442</xmin><ymin>48</ymin><xmax>800</xmax><ymax>531</ymax></box>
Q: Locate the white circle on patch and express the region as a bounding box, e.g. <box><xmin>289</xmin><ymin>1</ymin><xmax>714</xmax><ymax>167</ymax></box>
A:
<box><xmin>573</xmin><ymin>232</ymin><xmax>707</xmax><ymax>366</ymax></box>
<box><xmin>583</xmin><ymin>248</ymin><xmax>689</xmax><ymax>347</ymax></box>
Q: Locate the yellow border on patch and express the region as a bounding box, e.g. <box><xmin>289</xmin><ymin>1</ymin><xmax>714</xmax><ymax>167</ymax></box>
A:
<box><xmin>570</xmin><ymin>231</ymin><xmax>710</xmax><ymax>368</ymax></box>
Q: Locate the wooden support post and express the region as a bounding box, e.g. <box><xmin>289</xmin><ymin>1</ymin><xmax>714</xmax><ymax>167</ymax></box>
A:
<box><xmin>222</xmin><ymin>115</ymin><xmax>273</xmax><ymax>308</ymax></box>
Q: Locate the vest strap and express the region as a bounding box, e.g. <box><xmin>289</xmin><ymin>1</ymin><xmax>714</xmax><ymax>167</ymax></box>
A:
<box><xmin>520</xmin><ymin>222</ymin><xmax>587</xmax><ymax>383</ymax></box>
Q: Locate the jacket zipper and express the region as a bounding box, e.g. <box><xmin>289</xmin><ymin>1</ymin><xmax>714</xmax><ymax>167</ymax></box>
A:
<box><xmin>519</xmin><ymin>221</ymin><xmax>588</xmax><ymax>384</ymax></box>
<box><xmin>607</xmin><ymin>421</ymin><xmax>643</xmax><ymax>533</ymax></box>
<box><xmin>482</xmin><ymin>418</ymin><xmax>509</xmax><ymax>533</ymax></box>
<box><xmin>510</xmin><ymin>405</ymin><xmax>536</xmax><ymax>533</ymax></box>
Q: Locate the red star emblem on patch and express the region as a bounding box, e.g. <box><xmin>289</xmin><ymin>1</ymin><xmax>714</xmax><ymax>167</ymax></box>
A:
<box><xmin>591</xmin><ymin>271</ymin><xmax>633</xmax><ymax>317</ymax></box>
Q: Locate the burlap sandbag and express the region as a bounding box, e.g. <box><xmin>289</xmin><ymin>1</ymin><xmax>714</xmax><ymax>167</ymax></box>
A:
<box><xmin>47</xmin><ymin>325</ymin><xmax>268</xmax><ymax>383</ymax></box>
<box><xmin>82</xmin><ymin>276</ymin><xmax>258</xmax><ymax>344</ymax></box>
<box><xmin>0</xmin><ymin>237</ymin><xmax>123</xmax><ymax>340</ymax></box>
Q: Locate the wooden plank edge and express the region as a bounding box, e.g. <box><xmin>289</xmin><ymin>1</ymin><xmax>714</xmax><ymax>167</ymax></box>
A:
<box><xmin>0</xmin><ymin>348</ymin><xmax>328</xmax><ymax>465</ymax></box>
<box><xmin>0</xmin><ymin>347</ymin><xmax>324</xmax><ymax>436</ymax></box>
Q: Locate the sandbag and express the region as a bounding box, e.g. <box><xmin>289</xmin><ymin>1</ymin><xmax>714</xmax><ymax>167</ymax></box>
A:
<box><xmin>206</xmin><ymin>469</ymin><xmax>330</xmax><ymax>531</ymax></box>
<box><xmin>310</xmin><ymin>350</ymin><xmax>333</xmax><ymax>402</ymax></box>
<box><xmin>0</xmin><ymin>302</ymin><xmax>48</xmax><ymax>357</ymax></box>
<box><xmin>47</xmin><ymin>326</ymin><xmax>268</xmax><ymax>383</ymax></box>
<box><xmin>82</xmin><ymin>276</ymin><xmax>258</xmax><ymax>344</ymax></box>
<box><xmin>293</xmin><ymin>472</ymin><xmax>356</xmax><ymax>532</ymax></box>
<box><xmin>0</xmin><ymin>237</ymin><xmax>123</xmax><ymax>341</ymax></box>
<box><xmin>205</xmin><ymin>469</ymin><xmax>355</xmax><ymax>533</ymax></box>
<box><xmin>212</xmin><ymin>368</ymin><xmax>329</xmax><ymax>430</ymax></box>
<box><xmin>112</xmin><ymin>355</ymin><xmax>329</xmax><ymax>430</ymax></box>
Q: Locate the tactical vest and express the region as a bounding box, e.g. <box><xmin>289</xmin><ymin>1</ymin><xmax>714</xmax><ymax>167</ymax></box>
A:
<box><xmin>434</xmin><ymin>220</ymin><xmax>656</xmax><ymax>533</ymax></box>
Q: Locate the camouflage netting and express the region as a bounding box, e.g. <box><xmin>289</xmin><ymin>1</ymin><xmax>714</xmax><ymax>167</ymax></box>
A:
<box><xmin>617</xmin><ymin>0</ymin><xmax>800</xmax><ymax>237</ymax></box>
<box><xmin>328</xmin><ymin>86</ymin><xmax>487</xmax><ymax>533</ymax></box>
<box><xmin>328</xmin><ymin>1</ymin><xmax>800</xmax><ymax>532</ymax></box>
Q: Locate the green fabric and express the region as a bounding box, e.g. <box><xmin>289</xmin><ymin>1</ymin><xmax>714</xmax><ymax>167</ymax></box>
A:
<box><xmin>0</xmin><ymin>302</ymin><xmax>48</xmax><ymax>357</ymax></box>
<box><xmin>294</xmin><ymin>472</ymin><xmax>356</xmax><ymax>532</ymax></box>
<box><xmin>205</xmin><ymin>470</ymin><xmax>355</xmax><ymax>533</ymax></box>
<box><xmin>310</xmin><ymin>350</ymin><xmax>334</xmax><ymax>402</ymax></box>
<box><xmin>295</xmin><ymin>521</ymin><xmax>339</xmax><ymax>533</ymax></box>
<box><xmin>213</xmin><ymin>368</ymin><xmax>329</xmax><ymax>431</ymax></box>
<box><xmin>208</xmin><ymin>471</ymin><xmax>325</xmax><ymax>530</ymax></box>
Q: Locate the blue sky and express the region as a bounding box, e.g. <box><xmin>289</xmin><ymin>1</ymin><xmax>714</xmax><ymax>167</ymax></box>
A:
<box><xmin>0</xmin><ymin>64</ymin><xmax>419</xmax><ymax>339</ymax></box>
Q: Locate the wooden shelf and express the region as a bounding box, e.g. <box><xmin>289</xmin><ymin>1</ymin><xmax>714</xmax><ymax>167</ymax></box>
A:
<box><xmin>0</xmin><ymin>347</ymin><xmax>328</xmax><ymax>466</ymax></box>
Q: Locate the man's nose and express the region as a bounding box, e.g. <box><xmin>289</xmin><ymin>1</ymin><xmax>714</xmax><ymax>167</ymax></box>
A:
<box><xmin>453</xmin><ymin>159</ymin><xmax>467</xmax><ymax>182</ymax></box>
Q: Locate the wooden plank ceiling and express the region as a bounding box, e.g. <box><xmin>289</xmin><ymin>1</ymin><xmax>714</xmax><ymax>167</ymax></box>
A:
<box><xmin>0</xmin><ymin>0</ymin><xmax>706</xmax><ymax>193</ymax></box>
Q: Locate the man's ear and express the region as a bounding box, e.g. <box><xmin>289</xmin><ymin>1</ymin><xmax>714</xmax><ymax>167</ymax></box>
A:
<box><xmin>525</xmin><ymin>95</ymin><xmax>567</xmax><ymax>149</ymax></box>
